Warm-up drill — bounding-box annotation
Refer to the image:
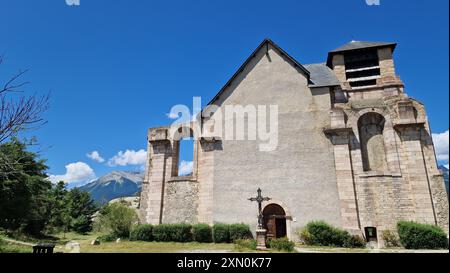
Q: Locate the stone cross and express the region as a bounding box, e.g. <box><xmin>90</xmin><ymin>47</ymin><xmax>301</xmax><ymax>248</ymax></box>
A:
<box><xmin>248</xmin><ymin>188</ymin><xmax>271</xmax><ymax>229</ymax></box>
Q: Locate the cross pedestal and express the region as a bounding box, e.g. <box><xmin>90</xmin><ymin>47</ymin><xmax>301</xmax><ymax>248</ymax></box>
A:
<box><xmin>255</xmin><ymin>229</ymin><xmax>268</xmax><ymax>250</ymax></box>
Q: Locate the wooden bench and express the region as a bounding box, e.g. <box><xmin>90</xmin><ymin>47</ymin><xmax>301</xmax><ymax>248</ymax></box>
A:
<box><xmin>32</xmin><ymin>244</ymin><xmax>55</xmax><ymax>254</ymax></box>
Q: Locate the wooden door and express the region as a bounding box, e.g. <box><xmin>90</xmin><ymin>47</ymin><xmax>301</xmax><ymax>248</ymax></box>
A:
<box><xmin>266</xmin><ymin>216</ymin><xmax>276</xmax><ymax>240</ymax></box>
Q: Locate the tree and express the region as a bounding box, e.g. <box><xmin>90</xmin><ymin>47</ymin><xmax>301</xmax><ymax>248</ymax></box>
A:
<box><xmin>0</xmin><ymin>138</ymin><xmax>97</xmax><ymax>236</ymax></box>
<box><xmin>97</xmin><ymin>202</ymin><xmax>138</xmax><ymax>238</ymax></box>
<box><xmin>65</xmin><ymin>188</ymin><xmax>97</xmax><ymax>234</ymax></box>
<box><xmin>48</xmin><ymin>181</ymin><xmax>69</xmax><ymax>232</ymax></box>
<box><xmin>48</xmin><ymin>182</ymin><xmax>97</xmax><ymax>236</ymax></box>
<box><xmin>0</xmin><ymin>139</ymin><xmax>51</xmax><ymax>234</ymax></box>
<box><xmin>0</xmin><ymin>57</ymin><xmax>49</xmax><ymax>144</ymax></box>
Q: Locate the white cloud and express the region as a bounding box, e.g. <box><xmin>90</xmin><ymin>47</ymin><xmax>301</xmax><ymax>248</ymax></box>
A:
<box><xmin>432</xmin><ymin>130</ymin><xmax>449</xmax><ymax>162</ymax></box>
<box><xmin>445</xmin><ymin>164</ymin><xmax>449</xmax><ymax>170</ymax></box>
<box><xmin>178</xmin><ymin>160</ymin><xmax>193</xmax><ymax>176</ymax></box>
<box><xmin>48</xmin><ymin>162</ymin><xmax>96</xmax><ymax>185</ymax></box>
<box><xmin>86</xmin><ymin>151</ymin><xmax>105</xmax><ymax>163</ymax></box>
<box><xmin>108</xmin><ymin>149</ymin><xmax>147</xmax><ymax>167</ymax></box>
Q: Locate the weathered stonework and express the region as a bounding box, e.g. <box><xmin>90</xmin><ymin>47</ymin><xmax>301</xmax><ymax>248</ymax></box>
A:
<box><xmin>162</xmin><ymin>180</ymin><xmax>199</xmax><ymax>224</ymax></box>
<box><xmin>139</xmin><ymin>39</ymin><xmax>449</xmax><ymax>246</ymax></box>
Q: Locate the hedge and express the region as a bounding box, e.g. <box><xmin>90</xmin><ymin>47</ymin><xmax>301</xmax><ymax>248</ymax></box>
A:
<box><xmin>130</xmin><ymin>224</ymin><xmax>153</xmax><ymax>241</ymax></box>
<box><xmin>267</xmin><ymin>237</ymin><xmax>295</xmax><ymax>252</ymax></box>
<box><xmin>229</xmin><ymin>224</ymin><xmax>252</xmax><ymax>242</ymax></box>
<box><xmin>343</xmin><ymin>234</ymin><xmax>366</xmax><ymax>248</ymax></box>
<box><xmin>153</xmin><ymin>224</ymin><xmax>193</xmax><ymax>242</ymax></box>
<box><xmin>213</xmin><ymin>223</ymin><xmax>230</xmax><ymax>243</ymax></box>
<box><xmin>192</xmin><ymin>224</ymin><xmax>213</xmax><ymax>243</ymax></box>
<box><xmin>126</xmin><ymin>223</ymin><xmax>254</xmax><ymax>244</ymax></box>
<box><xmin>397</xmin><ymin>221</ymin><xmax>448</xmax><ymax>249</ymax></box>
<box><xmin>299</xmin><ymin>221</ymin><xmax>365</xmax><ymax>248</ymax></box>
<box><xmin>97</xmin><ymin>233</ymin><xmax>117</xmax><ymax>242</ymax></box>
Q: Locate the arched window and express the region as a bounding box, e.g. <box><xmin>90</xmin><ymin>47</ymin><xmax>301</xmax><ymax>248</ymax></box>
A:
<box><xmin>358</xmin><ymin>113</ymin><xmax>387</xmax><ymax>172</ymax></box>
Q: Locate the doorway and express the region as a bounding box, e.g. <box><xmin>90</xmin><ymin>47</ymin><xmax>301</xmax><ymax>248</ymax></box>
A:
<box><xmin>364</xmin><ymin>227</ymin><xmax>378</xmax><ymax>243</ymax></box>
<box><xmin>263</xmin><ymin>204</ymin><xmax>287</xmax><ymax>239</ymax></box>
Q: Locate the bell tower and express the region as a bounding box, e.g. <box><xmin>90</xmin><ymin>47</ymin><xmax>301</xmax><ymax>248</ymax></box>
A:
<box><xmin>327</xmin><ymin>41</ymin><xmax>404</xmax><ymax>101</ymax></box>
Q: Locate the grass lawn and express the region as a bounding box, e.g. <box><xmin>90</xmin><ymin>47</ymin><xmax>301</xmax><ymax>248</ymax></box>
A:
<box><xmin>2</xmin><ymin>232</ymin><xmax>294</xmax><ymax>253</ymax></box>
<box><xmin>3</xmin><ymin>233</ymin><xmax>445</xmax><ymax>253</ymax></box>
<box><xmin>295</xmin><ymin>244</ymin><xmax>371</xmax><ymax>253</ymax></box>
<box><xmin>295</xmin><ymin>244</ymin><xmax>449</xmax><ymax>253</ymax></box>
<box><xmin>0</xmin><ymin>238</ymin><xmax>33</xmax><ymax>253</ymax></box>
<box><xmin>50</xmin><ymin>232</ymin><xmax>239</xmax><ymax>253</ymax></box>
<box><xmin>77</xmin><ymin>241</ymin><xmax>235</xmax><ymax>253</ymax></box>
<box><xmin>1</xmin><ymin>231</ymin><xmax>295</xmax><ymax>253</ymax></box>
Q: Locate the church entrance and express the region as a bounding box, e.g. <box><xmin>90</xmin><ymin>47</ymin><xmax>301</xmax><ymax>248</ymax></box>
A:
<box><xmin>263</xmin><ymin>204</ymin><xmax>287</xmax><ymax>239</ymax></box>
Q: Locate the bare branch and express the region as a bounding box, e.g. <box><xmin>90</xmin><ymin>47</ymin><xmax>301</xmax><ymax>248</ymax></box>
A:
<box><xmin>0</xmin><ymin>59</ymin><xmax>50</xmax><ymax>143</ymax></box>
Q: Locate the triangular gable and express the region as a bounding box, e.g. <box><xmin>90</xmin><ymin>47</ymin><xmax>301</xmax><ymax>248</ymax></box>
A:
<box><xmin>206</xmin><ymin>38</ymin><xmax>311</xmax><ymax>106</ymax></box>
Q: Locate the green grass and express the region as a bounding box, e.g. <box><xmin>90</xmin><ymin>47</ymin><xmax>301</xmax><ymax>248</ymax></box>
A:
<box><xmin>0</xmin><ymin>238</ymin><xmax>33</xmax><ymax>253</ymax></box>
<box><xmin>1</xmin><ymin>231</ymin><xmax>296</xmax><ymax>253</ymax></box>
<box><xmin>81</xmin><ymin>241</ymin><xmax>234</xmax><ymax>253</ymax></box>
<box><xmin>50</xmin><ymin>232</ymin><xmax>234</xmax><ymax>253</ymax></box>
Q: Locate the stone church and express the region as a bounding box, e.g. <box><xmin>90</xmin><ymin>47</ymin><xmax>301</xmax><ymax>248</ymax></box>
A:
<box><xmin>139</xmin><ymin>39</ymin><xmax>449</xmax><ymax>245</ymax></box>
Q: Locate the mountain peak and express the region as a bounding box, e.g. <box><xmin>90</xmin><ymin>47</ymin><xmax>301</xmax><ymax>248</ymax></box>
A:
<box><xmin>79</xmin><ymin>170</ymin><xmax>143</xmax><ymax>204</ymax></box>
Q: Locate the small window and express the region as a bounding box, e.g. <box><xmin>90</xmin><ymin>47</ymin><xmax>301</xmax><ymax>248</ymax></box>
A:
<box><xmin>364</xmin><ymin>227</ymin><xmax>378</xmax><ymax>242</ymax></box>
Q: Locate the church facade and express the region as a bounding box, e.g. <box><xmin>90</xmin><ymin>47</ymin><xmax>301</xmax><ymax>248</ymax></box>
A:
<box><xmin>139</xmin><ymin>39</ymin><xmax>449</xmax><ymax>246</ymax></box>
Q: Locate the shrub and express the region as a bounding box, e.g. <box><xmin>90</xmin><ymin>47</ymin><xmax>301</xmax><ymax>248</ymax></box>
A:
<box><xmin>234</xmin><ymin>239</ymin><xmax>257</xmax><ymax>251</ymax></box>
<box><xmin>381</xmin><ymin>230</ymin><xmax>400</xmax><ymax>247</ymax></box>
<box><xmin>130</xmin><ymin>224</ymin><xmax>153</xmax><ymax>241</ymax></box>
<box><xmin>343</xmin><ymin>235</ymin><xmax>366</xmax><ymax>248</ymax></box>
<box><xmin>301</xmin><ymin>221</ymin><xmax>347</xmax><ymax>247</ymax></box>
<box><xmin>152</xmin><ymin>225</ymin><xmax>171</xmax><ymax>242</ymax></box>
<box><xmin>172</xmin><ymin>224</ymin><xmax>193</xmax><ymax>242</ymax></box>
<box><xmin>397</xmin><ymin>221</ymin><xmax>448</xmax><ymax>249</ymax></box>
<box><xmin>97</xmin><ymin>233</ymin><xmax>117</xmax><ymax>242</ymax></box>
<box><xmin>71</xmin><ymin>215</ymin><xmax>92</xmax><ymax>235</ymax></box>
<box><xmin>299</xmin><ymin>229</ymin><xmax>312</xmax><ymax>245</ymax></box>
<box><xmin>192</xmin><ymin>224</ymin><xmax>212</xmax><ymax>243</ymax></box>
<box><xmin>267</xmin><ymin>237</ymin><xmax>295</xmax><ymax>252</ymax></box>
<box><xmin>229</xmin><ymin>224</ymin><xmax>252</xmax><ymax>242</ymax></box>
<box><xmin>213</xmin><ymin>223</ymin><xmax>230</xmax><ymax>243</ymax></box>
<box><xmin>299</xmin><ymin>221</ymin><xmax>365</xmax><ymax>248</ymax></box>
<box><xmin>153</xmin><ymin>224</ymin><xmax>193</xmax><ymax>242</ymax></box>
<box><xmin>96</xmin><ymin>203</ymin><xmax>138</xmax><ymax>238</ymax></box>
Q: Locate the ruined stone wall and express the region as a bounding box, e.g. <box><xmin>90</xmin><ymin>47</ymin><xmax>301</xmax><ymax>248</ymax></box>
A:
<box><xmin>162</xmin><ymin>180</ymin><xmax>199</xmax><ymax>224</ymax></box>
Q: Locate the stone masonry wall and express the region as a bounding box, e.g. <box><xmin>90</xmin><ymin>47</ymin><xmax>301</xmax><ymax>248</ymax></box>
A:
<box><xmin>139</xmin><ymin>41</ymin><xmax>449</xmax><ymax>245</ymax></box>
<box><xmin>208</xmin><ymin>45</ymin><xmax>343</xmax><ymax>240</ymax></box>
<box><xmin>162</xmin><ymin>180</ymin><xmax>199</xmax><ymax>224</ymax></box>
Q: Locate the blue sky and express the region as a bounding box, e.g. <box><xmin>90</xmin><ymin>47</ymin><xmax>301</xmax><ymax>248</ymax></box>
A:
<box><xmin>0</xmin><ymin>0</ymin><xmax>448</xmax><ymax>185</ymax></box>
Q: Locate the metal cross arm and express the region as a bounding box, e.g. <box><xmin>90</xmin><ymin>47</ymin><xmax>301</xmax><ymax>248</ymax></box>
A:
<box><xmin>248</xmin><ymin>188</ymin><xmax>271</xmax><ymax>229</ymax></box>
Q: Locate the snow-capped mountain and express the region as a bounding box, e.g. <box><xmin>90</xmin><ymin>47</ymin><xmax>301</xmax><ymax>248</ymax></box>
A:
<box><xmin>79</xmin><ymin>171</ymin><xmax>143</xmax><ymax>204</ymax></box>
